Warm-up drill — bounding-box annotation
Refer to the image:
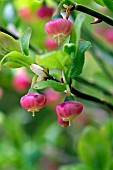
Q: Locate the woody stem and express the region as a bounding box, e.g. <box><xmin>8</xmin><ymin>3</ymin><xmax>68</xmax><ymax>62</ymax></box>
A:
<box><xmin>70</xmin><ymin>3</ymin><xmax>113</xmax><ymax>26</ymax></box>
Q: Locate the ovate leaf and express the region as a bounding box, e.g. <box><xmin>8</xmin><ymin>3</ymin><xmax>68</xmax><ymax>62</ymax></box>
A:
<box><xmin>37</xmin><ymin>51</ymin><xmax>71</xmax><ymax>71</ymax></box>
<box><xmin>0</xmin><ymin>51</ymin><xmax>34</xmax><ymax>69</ymax></box>
<box><xmin>103</xmin><ymin>0</ymin><xmax>113</xmax><ymax>11</ymax></box>
<box><xmin>34</xmin><ymin>80</ymin><xmax>66</xmax><ymax>92</ymax></box>
<box><xmin>70</xmin><ymin>41</ymin><xmax>91</xmax><ymax>78</ymax></box>
<box><xmin>19</xmin><ymin>27</ymin><xmax>32</xmax><ymax>55</ymax></box>
<box><xmin>0</xmin><ymin>32</ymin><xmax>21</xmax><ymax>56</ymax></box>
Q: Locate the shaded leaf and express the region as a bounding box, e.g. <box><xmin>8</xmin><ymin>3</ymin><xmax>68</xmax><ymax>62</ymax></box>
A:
<box><xmin>59</xmin><ymin>163</ymin><xmax>91</xmax><ymax>170</ymax></box>
<box><xmin>103</xmin><ymin>0</ymin><xmax>113</xmax><ymax>11</ymax></box>
<box><xmin>70</xmin><ymin>41</ymin><xmax>91</xmax><ymax>78</ymax></box>
<box><xmin>77</xmin><ymin>126</ymin><xmax>111</xmax><ymax>170</ymax></box>
<box><xmin>63</xmin><ymin>43</ymin><xmax>76</xmax><ymax>57</ymax></box>
<box><xmin>34</xmin><ymin>80</ymin><xmax>66</xmax><ymax>92</ymax></box>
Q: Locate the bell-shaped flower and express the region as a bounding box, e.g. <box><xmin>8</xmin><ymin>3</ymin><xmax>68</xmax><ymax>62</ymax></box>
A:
<box><xmin>56</xmin><ymin>101</ymin><xmax>83</xmax><ymax>125</ymax></box>
<box><xmin>20</xmin><ymin>92</ymin><xmax>47</xmax><ymax>116</ymax></box>
<box><xmin>45</xmin><ymin>18</ymin><xmax>73</xmax><ymax>45</ymax></box>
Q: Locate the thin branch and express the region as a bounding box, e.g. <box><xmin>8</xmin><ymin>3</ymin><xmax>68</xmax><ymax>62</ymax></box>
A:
<box><xmin>71</xmin><ymin>87</ymin><xmax>113</xmax><ymax>111</ymax></box>
<box><xmin>46</xmin><ymin>73</ymin><xmax>113</xmax><ymax>111</ymax></box>
<box><xmin>70</xmin><ymin>3</ymin><xmax>113</xmax><ymax>26</ymax></box>
<box><xmin>76</xmin><ymin>77</ymin><xmax>113</xmax><ymax>96</ymax></box>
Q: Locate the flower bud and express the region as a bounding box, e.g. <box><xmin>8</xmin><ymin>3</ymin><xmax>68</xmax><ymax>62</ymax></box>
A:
<box><xmin>30</xmin><ymin>64</ymin><xmax>47</xmax><ymax>81</ymax></box>
<box><xmin>20</xmin><ymin>92</ymin><xmax>47</xmax><ymax>116</ymax></box>
<box><xmin>57</xmin><ymin>116</ymin><xmax>69</xmax><ymax>127</ymax></box>
<box><xmin>56</xmin><ymin>101</ymin><xmax>83</xmax><ymax>123</ymax></box>
<box><xmin>36</xmin><ymin>5</ymin><xmax>54</xmax><ymax>19</ymax></box>
<box><xmin>45</xmin><ymin>18</ymin><xmax>73</xmax><ymax>45</ymax></box>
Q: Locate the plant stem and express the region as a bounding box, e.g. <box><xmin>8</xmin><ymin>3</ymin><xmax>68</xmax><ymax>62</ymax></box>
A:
<box><xmin>71</xmin><ymin>87</ymin><xmax>113</xmax><ymax>111</ymax></box>
<box><xmin>70</xmin><ymin>3</ymin><xmax>113</xmax><ymax>26</ymax></box>
<box><xmin>46</xmin><ymin>74</ymin><xmax>113</xmax><ymax>111</ymax></box>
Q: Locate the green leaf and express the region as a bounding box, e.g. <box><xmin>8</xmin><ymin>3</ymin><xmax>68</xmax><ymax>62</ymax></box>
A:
<box><xmin>77</xmin><ymin>126</ymin><xmax>111</xmax><ymax>170</ymax></box>
<box><xmin>37</xmin><ymin>50</ymin><xmax>71</xmax><ymax>71</ymax></box>
<box><xmin>70</xmin><ymin>14</ymin><xmax>85</xmax><ymax>53</ymax></box>
<box><xmin>0</xmin><ymin>32</ymin><xmax>21</xmax><ymax>56</ymax></box>
<box><xmin>19</xmin><ymin>27</ymin><xmax>32</xmax><ymax>55</ymax></box>
<box><xmin>93</xmin><ymin>0</ymin><xmax>105</xmax><ymax>6</ymax></box>
<box><xmin>59</xmin><ymin>164</ymin><xmax>91</xmax><ymax>170</ymax></box>
<box><xmin>70</xmin><ymin>41</ymin><xmax>91</xmax><ymax>78</ymax></box>
<box><xmin>59</xmin><ymin>164</ymin><xmax>76</xmax><ymax>170</ymax></box>
<box><xmin>34</xmin><ymin>80</ymin><xmax>66</xmax><ymax>92</ymax></box>
<box><xmin>103</xmin><ymin>0</ymin><xmax>113</xmax><ymax>11</ymax></box>
<box><xmin>101</xmin><ymin>119</ymin><xmax>113</xmax><ymax>148</ymax></box>
<box><xmin>63</xmin><ymin>43</ymin><xmax>76</xmax><ymax>57</ymax></box>
<box><xmin>0</xmin><ymin>51</ymin><xmax>34</xmax><ymax>69</ymax></box>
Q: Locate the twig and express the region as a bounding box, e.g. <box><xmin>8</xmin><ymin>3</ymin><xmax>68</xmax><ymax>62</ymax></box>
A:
<box><xmin>46</xmin><ymin>73</ymin><xmax>113</xmax><ymax>111</ymax></box>
<box><xmin>76</xmin><ymin>77</ymin><xmax>113</xmax><ymax>96</ymax></box>
<box><xmin>71</xmin><ymin>87</ymin><xmax>113</xmax><ymax>111</ymax></box>
<box><xmin>70</xmin><ymin>3</ymin><xmax>113</xmax><ymax>26</ymax></box>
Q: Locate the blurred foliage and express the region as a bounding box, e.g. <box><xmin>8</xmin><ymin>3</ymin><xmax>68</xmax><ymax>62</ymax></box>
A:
<box><xmin>0</xmin><ymin>0</ymin><xmax>113</xmax><ymax>170</ymax></box>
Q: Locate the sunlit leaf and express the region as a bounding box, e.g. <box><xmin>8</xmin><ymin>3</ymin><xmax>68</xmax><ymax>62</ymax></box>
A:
<box><xmin>37</xmin><ymin>50</ymin><xmax>71</xmax><ymax>71</ymax></box>
<box><xmin>93</xmin><ymin>0</ymin><xmax>105</xmax><ymax>6</ymax></box>
<box><xmin>70</xmin><ymin>14</ymin><xmax>85</xmax><ymax>53</ymax></box>
<box><xmin>19</xmin><ymin>27</ymin><xmax>32</xmax><ymax>55</ymax></box>
<box><xmin>0</xmin><ymin>32</ymin><xmax>21</xmax><ymax>56</ymax></box>
<box><xmin>0</xmin><ymin>51</ymin><xmax>34</xmax><ymax>69</ymax></box>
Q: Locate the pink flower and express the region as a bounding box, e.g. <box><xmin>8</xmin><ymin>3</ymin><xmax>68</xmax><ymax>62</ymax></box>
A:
<box><xmin>20</xmin><ymin>92</ymin><xmax>47</xmax><ymax>116</ymax></box>
<box><xmin>56</xmin><ymin>101</ymin><xmax>83</xmax><ymax>123</ymax></box>
<box><xmin>44</xmin><ymin>37</ymin><xmax>58</xmax><ymax>51</ymax></box>
<box><xmin>44</xmin><ymin>88</ymin><xmax>62</xmax><ymax>108</ymax></box>
<box><xmin>19</xmin><ymin>7</ymin><xmax>32</xmax><ymax>21</ymax></box>
<box><xmin>36</xmin><ymin>5</ymin><xmax>54</xmax><ymax>19</ymax></box>
<box><xmin>58</xmin><ymin>116</ymin><xmax>69</xmax><ymax>127</ymax></box>
<box><xmin>45</xmin><ymin>18</ymin><xmax>73</xmax><ymax>44</ymax></box>
<box><xmin>105</xmin><ymin>28</ymin><xmax>113</xmax><ymax>43</ymax></box>
<box><xmin>44</xmin><ymin>88</ymin><xmax>61</xmax><ymax>102</ymax></box>
<box><xmin>12</xmin><ymin>69</ymin><xmax>30</xmax><ymax>93</ymax></box>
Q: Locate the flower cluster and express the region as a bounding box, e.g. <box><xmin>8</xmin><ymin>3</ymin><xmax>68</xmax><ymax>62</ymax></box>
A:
<box><xmin>19</xmin><ymin>7</ymin><xmax>83</xmax><ymax>127</ymax></box>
